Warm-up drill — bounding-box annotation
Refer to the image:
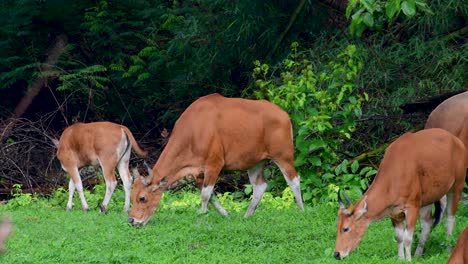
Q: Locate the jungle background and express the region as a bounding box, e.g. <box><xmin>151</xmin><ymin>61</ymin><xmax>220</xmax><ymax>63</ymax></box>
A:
<box><xmin>0</xmin><ymin>0</ymin><xmax>466</xmax><ymax>203</ymax></box>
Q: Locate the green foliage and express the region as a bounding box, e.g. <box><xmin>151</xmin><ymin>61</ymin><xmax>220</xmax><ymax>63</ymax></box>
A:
<box><xmin>5</xmin><ymin>184</ymin><xmax>35</xmax><ymax>209</ymax></box>
<box><xmin>254</xmin><ymin>43</ymin><xmax>369</xmax><ymax>204</ymax></box>
<box><xmin>346</xmin><ymin>0</ymin><xmax>432</xmax><ymax>36</ymax></box>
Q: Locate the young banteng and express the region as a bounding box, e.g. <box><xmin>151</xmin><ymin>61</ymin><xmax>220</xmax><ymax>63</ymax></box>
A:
<box><xmin>447</xmin><ymin>227</ymin><xmax>468</xmax><ymax>264</ymax></box>
<box><xmin>128</xmin><ymin>93</ymin><xmax>304</xmax><ymax>227</ymax></box>
<box><xmin>55</xmin><ymin>122</ymin><xmax>146</xmax><ymax>213</ymax></box>
<box><xmin>334</xmin><ymin>128</ymin><xmax>466</xmax><ymax>261</ymax></box>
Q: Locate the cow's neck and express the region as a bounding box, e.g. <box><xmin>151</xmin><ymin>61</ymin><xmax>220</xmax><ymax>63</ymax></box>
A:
<box><xmin>360</xmin><ymin>173</ymin><xmax>396</xmax><ymax>223</ymax></box>
<box><xmin>153</xmin><ymin>139</ymin><xmax>200</xmax><ymax>184</ymax></box>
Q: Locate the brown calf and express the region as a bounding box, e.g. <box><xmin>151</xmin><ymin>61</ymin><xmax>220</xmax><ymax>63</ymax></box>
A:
<box><xmin>447</xmin><ymin>227</ymin><xmax>468</xmax><ymax>264</ymax></box>
<box><xmin>334</xmin><ymin>128</ymin><xmax>466</xmax><ymax>261</ymax></box>
<box><xmin>128</xmin><ymin>93</ymin><xmax>304</xmax><ymax>226</ymax></box>
<box><xmin>55</xmin><ymin>122</ymin><xmax>146</xmax><ymax>212</ymax></box>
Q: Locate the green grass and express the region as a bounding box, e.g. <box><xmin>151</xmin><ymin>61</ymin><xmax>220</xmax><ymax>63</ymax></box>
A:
<box><xmin>0</xmin><ymin>190</ymin><xmax>466</xmax><ymax>264</ymax></box>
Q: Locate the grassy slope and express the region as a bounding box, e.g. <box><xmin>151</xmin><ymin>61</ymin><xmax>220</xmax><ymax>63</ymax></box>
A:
<box><xmin>0</xmin><ymin>194</ymin><xmax>466</xmax><ymax>264</ymax></box>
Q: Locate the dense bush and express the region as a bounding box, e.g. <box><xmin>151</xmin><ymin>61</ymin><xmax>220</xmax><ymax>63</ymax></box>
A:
<box><xmin>253</xmin><ymin>44</ymin><xmax>377</xmax><ymax>204</ymax></box>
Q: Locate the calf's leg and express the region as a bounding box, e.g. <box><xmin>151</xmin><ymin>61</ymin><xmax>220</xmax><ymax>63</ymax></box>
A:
<box><xmin>414</xmin><ymin>204</ymin><xmax>433</xmax><ymax>257</ymax></box>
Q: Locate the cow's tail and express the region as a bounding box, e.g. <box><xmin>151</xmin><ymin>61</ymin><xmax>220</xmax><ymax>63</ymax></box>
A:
<box><xmin>433</xmin><ymin>196</ymin><xmax>447</xmax><ymax>227</ymax></box>
<box><xmin>121</xmin><ymin>127</ymin><xmax>147</xmax><ymax>157</ymax></box>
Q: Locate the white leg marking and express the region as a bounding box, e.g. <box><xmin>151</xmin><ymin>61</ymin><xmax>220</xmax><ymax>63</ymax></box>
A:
<box><xmin>118</xmin><ymin>161</ymin><xmax>132</xmax><ymax>212</ymax></box>
<box><xmin>393</xmin><ymin>223</ymin><xmax>405</xmax><ymax>260</ymax></box>
<box><xmin>245</xmin><ymin>182</ymin><xmax>267</xmax><ymax>217</ymax></box>
<box><xmin>446</xmin><ymin>192</ymin><xmax>456</xmax><ymax>237</ymax></box>
<box><xmin>210</xmin><ymin>198</ymin><xmax>229</xmax><ymax>216</ymax></box>
<box><xmin>403</xmin><ymin>228</ymin><xmax>414</xmax><ymax>261</ymax></box>
<box><xmin>101</xmin><ymin>179</ymin><xmax>117</xmax><ymax>209</ymax></box>
<box><xmin>439</xmin><ymin>195</ymin><xmax>447</xmax><ymax>218</ymax></box>
<box><xmin>244</xmin><ymin>162</ymin><xmax>267</xmax><ymax>217</ymax></box>
<box><xmin>199</xmin><ymin>185</ymin><xmax>214</xmax><ymax>214</ymax></box>
<box><xmin>67</xmin><ymin>179</ymin><xmax>75</xmax><ymax>210</ymax></box>
<box><xmin>73</xmin><ymin>169</ymin><xmax>89</xmax><ymax>211</ymax></box>
<box><xmin>286</xmin><ymin>176</ymin><xmax>304</xmax><ymax>210</ymax></box>
<box><xmin>415</xmin><ymin>205</ymin><xmax>432</xmax><ymax>257</ymax></box>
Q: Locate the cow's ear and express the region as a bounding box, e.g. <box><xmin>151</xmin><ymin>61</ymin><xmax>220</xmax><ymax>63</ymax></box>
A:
<box><xmin>151</xmin><ymin>178</ymin><xmax>168</xmax><ymax>192</ymax></box>
<box><xmin>355</xmin><ymin>196</ymin><xmax>368</xmax><ymax>219</ymax></box>
<box><xmin>131</xmin><ymin>168</ymin><xmax>141</xmax><ymax>179</ymax></box>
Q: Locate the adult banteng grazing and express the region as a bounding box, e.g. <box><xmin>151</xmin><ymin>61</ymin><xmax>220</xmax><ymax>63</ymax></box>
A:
<box><xmin>334</xmin><ymin>128</ymin><xmax>466</xmax><ymax>261</ymax></box>
<box><xmin>128</xmin><ymin>93</ymin><xmax>304</xmax><ymax>226</ymax></box>
<box><xmin>55</xmin><ymin>122</ymin><xmax>147</xmax><ymax>213</ymax></box>
<box><xmin>447</xmin><ymin>227</ymin><xmax>468</xmax><ymax>264</ymax></box>
<box><xmin>425</xmin><ymin>91</ymin><xmax>468</xmax><ymax>177</ymax></box>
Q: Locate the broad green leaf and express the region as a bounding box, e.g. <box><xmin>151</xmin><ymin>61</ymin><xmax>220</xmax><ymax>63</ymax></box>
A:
<box><xmin>415</xmin><ymin>0</ymin><xmax>433</xmax><ymax>14</ymax></box>
<box><xmin>362</xmin><ymin>13</ymin><xmax>374</xmax><ymax>27</ymax></box>
<box><xmin>385</xmin><ymin>0</ymin><xmax>400</xmax><ymax>19</ymax></box>
<box><xmin>401</xmin><ymin>0</ymin><xmax>416</xmax><ymax>17</ymax></box>
<box><xmin>311</xmin><ymin>156</ymin><xmax>322</xmax><ymax>166</ymax></box>
<box><xmin>351</xmin><ymin>160</ymin><xmax>359</xmax><ymax>173</ymax></box>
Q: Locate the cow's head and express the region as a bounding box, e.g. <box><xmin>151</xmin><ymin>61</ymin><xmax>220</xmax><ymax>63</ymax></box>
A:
<box><xmin>334</xmin><ymin>192</ymin><xmax>369</xmax><ymax>260</ymax></box>
<box><xmin>128</xmin><ymin>164</ymin><xmax>167</xmax><ymax>227</ymax></box>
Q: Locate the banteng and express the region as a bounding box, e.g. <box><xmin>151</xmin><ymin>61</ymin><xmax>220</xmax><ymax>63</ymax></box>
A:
<box><xmin>447</xmin><ymin>227</ymin><xmax>468</xmax><ymax>264</ymax></box>
<box><xmin>55</xmin><ymin>122</ymin><xmax>146</xmax><ymax>213</ymax></box>
<box><xmin>425</xmin><ymin>91</ymin><xmax>468</xmax><ymax>175</ymax></box>
<box><xmin>128</xmin><ymin>93</ymin><xmax>304</xmax><ymax>226</ymax></box>
<box><xmin>334</xmin><ymin>128</ymin><xmax>466</xmax><ymax>261</ymax></box>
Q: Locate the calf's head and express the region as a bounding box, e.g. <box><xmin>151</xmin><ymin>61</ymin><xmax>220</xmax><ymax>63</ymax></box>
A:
<box><xmin>128</xmin><ymin>167</ymin><xmax>167</xmax><ymax>227</ymax></box>
<box><xmin>334</xmin><ymin>194</ymin><xmax>369</xmax><ymax>260</ymax></box>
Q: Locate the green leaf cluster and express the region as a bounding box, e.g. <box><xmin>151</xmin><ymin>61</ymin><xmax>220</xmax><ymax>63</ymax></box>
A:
<box><xmin>253</xmin><ymin>43</ymin><xmax>370</xmax><ymax>204</ymax></box>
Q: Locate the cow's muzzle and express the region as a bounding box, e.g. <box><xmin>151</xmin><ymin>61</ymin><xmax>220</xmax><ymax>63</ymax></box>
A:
<box><xmin>334</xmin><ymin>251</ymin><xmax>341</xmax><ymax>260</ymax></box>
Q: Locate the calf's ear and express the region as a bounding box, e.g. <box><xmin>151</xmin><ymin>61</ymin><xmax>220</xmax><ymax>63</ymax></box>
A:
<box><xmin>151</xmin><ymin>178</ymin><xmax>168</xmax><ymax>192</ymax></box>
<box><xmin>355</xmin><ymin>196</ymin><xmax>368</xmax><ymax>219</ymax></box>
<box><xmin>131</xmin><ymin>168</ymin><xmax>141</xmax><ymax>179</ymax></box>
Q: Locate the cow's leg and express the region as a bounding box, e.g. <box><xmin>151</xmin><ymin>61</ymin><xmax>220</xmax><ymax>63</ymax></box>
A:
<box><xmin>199</xmin><ymin>165</ymin><xmax>222</xmax><ymax>215</ymax></box>
<box><xmin>210</xmin><ymin>196</ymin><xmax>229</xmax><ymax>217</ymax></box>
<box><xmin>404</xmin><ymin>207</ymin><xmax>419</xmax><ymax>261</ymax></box>
<box><xmin>414</xmin><ymin>204</ymin><xmax>433</xmax><ymax>257</ymax></box>
<box><xmin>66</xmin><ymin>179</ymin><xmax>76</xmax><ymax>210</ymax></box>
<box><xmin>445</xmin><ymin>189</ymin><xmax>461</xmax><ymax>253</ymax></box>
<box><xmin>99</xmin><ymin>158</ymin><xmax>117</xmax><ymax>214</ymax></box>
<box><xmin>195</xmin><ymin>176</ymin><xmax>228</xmax><ymax>216</ymax></box>
<box><xmin>117</xmin><ymin>155</ymin><xmax>132</xmax><ymax>213</ymax></box>
<box><xmin>67</xmin><ymin>166</ymin><xmax>89</xmax><ymax>211</ymax></box>
<box><xmin>391</xmin><ymin>217</ymin><xmax>405</xmax><ymax>260</ymax></box>
<box><xmin>244</xmin><ymin>161</ymin><xmax>267</xmax><ymax>217</ymax></box>
<box><xmin>274</xmin><ymin>159</ymin><xmax>304</xmax><ymax>210</ymax></box>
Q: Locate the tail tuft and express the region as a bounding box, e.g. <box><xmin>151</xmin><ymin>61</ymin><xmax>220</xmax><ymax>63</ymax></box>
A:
<box><xmin>433</xmin><ymin>201</ymin><xmax>442</xmax><ymax>227</ymax></box>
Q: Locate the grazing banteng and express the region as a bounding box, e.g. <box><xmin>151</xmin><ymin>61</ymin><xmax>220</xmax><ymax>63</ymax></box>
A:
<box><xmin>56</xmin><ymin>122</ymin><xmax>146</xmax><ymax>213</ymax></box>
<box><xmin>128</xmin><ymin>93</ymin><xmax>304</xmax><ymax>226</ymax></box>
<box><xmin>447</xmin><ymin>227</ymin><xmax>468</xmax><ymax>264</ymax></box>
<box><xmin>334</xmin><ymin>128</ymin><xmax>466</xmax><ymax>261</ymax></box>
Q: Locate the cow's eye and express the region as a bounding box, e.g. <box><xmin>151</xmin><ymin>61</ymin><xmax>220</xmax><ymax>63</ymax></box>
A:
<box><xmin>343</xmin><ymin>227</ymin><xmax>350</xmax><ymax>233</ymax></box>
<box><xmin>139</xmin><ymin>196</ymin><xmax>146</xmax><ymax>203</ymax></box>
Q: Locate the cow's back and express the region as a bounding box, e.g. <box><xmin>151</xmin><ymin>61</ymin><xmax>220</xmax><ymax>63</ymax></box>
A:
<box><xmin>426</xmin><ymin>91</ymin><xmax>468</xmax><ymax>159</ymax></box>
<box><xmin>374</xmin><ymin>128</ymin><xmax>466</xmax><ymax>206</ymax></box>
<box><xmin>171</xmin><ymin>94</ymin><xmax>293</xmax><ymax>170</ymax></box>
<box><xmin>57</xmin><ymin>122</ymin><xmax>123</xmax><ymax>166</ymax></box>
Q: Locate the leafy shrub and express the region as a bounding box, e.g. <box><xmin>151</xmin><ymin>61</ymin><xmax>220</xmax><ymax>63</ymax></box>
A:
<box><xmin>5</xmin><ymin>184</ymin><xmax>36</xmax><ymax>209</ymax></box>
<box><xmin>253</xmin><ymin>43</ymin><xmax>375</xmax><ymax>204</ymax></box>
